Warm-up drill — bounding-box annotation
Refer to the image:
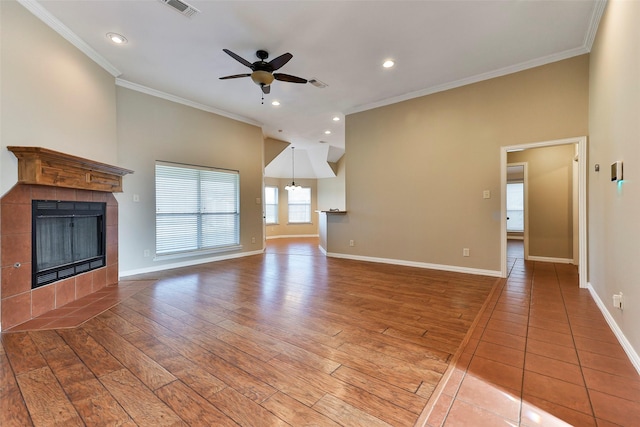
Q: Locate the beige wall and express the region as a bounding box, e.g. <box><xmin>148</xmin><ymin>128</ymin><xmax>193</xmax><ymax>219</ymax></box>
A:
<box><xmin>317</xmin><ymin>155</ymin><xmax>346</xmax><ymax>211</ymax></box>
<box><xmin>329</xmin><ymin>55</ymin><xmax>588</xmax><ymax>273</ymax></box>
<box><xmin>264</xmin><ymin>177</ymin><xmax>318</xmax><ymax>238</ymax></box>
<box><xmin>589</xmin><ymin>1</ymin><xmax>640</xmax><ymax>355</ymax></box>
<box><xmin>264</xmin><ymin>137</ymin><xmax>289</xmax><ymax>166</ymax></box>
<box><xmin>115</xmin><ymin>87</ymin><xmax>264</xmax><ymax>274</ymax></box>
<box><xmin>508</xmin><ymin>145</ymin><xmax>575</xmax><ymax>260</ymax></box>
<box><xmin>1</xmin><ymin>0</ymin><xmax>118</xmax><ymax>196</ymax></box>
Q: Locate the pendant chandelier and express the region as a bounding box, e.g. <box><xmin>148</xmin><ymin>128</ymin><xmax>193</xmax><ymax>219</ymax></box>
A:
<box><xmin>285</xmin><ymin>146</ymin><xmax>301</xmax><ymax>191</ymax></box>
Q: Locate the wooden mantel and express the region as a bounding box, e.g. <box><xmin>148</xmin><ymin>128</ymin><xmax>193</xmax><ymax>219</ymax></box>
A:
<box><xmin>8</xmin><ymin>146</ymin><xmax>134</xmax><ymax>192</ymax></box>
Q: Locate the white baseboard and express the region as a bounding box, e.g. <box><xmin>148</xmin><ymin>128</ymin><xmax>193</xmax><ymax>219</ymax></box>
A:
<box><xmin>318</xmin><ymin>245</ymin><xmax>327</xmax><ymax>255</ymax></box>
<box><xmin>527</xmin><ymin>255</ymin><xmax>574</xmax><ymax>264</ymax></box>
<box><xmin>587</xmin><ymin>282</ymin><xmax>640</xmax><ymax>375</ymax></box>
<box><xmin>266</xmin><ymin>234</ymin><xmax>319</xmax><ymax>240</ymax></box>
<box><xmin>119</xmin><ymin>249</ymin><xmax>264</xmax><ymax>278</ymax></box>
<box><xmin>326</xmin><ymin>252</ymin><xmax>501</xmax><ymax>278</ymax></box>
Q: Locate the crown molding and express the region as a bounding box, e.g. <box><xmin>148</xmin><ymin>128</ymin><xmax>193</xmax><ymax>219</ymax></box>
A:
<box><xmin>584</xmin><ymin>0</ymin><xmax>608</xmax><ymax>51</ymax></box>
<box><xmin>17</xmin><ymin>0</ymin><xmax>121</xmax><ymax>77</ymax></box>
<box><xmin>346</xmin><ymin>46</ymin><xmax>589</xmax><ymax>115</ymax></box>
<box><xmin>115</xmin><ymin>79</ymin><xmax>263</xmax><ymax>127</ymax></box>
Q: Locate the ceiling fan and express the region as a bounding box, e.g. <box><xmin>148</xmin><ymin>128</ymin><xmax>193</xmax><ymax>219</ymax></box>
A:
<box><xmin>219</xmin><ymin>49</ymin><xmax>307</xmax><ymax>96</ymax></box>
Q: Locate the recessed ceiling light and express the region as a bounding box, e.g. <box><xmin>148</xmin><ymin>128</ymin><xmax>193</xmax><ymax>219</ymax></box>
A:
<box><xmin>106</xmin><ymin>33</ymin><xmax>127</xmax><ymax>45</ymax></box>
<box><xmin>383</xmin><ymin>60</ymin><xmax>395</xmax><ymax>68</ymax></box>
<box><xmin>271</xmin><ymin>101</ymin><xmax>280</xmax><ymax>106</ymax></box>
<box><xmin>332</xmin><ymin>116</ymin><xmax>340</xmax><ymax>122</ymax></box>
<box><xmin>324</xmin><ymin>130</ymin><xmax>331</xmax><ymax>135</ymax></box>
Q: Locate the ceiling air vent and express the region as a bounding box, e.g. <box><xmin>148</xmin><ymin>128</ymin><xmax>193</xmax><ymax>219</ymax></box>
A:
<box><xmin>158</xmin><ymin>0</ymin><xmax>200</xmax><ymax>18</ymax></box>
<box><xmin>308</xmin><ymin>78</ymin><xmax>328</xmax><ymax>89</ymax></box>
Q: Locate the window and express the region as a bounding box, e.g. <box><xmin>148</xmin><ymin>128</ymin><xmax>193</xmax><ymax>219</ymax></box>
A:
<box><xmin>264</xmin><ymin>186</ymin><xmax>278</xmax><ymax>224</ymax></box>
<box><xmin>155</xmin><ymin>161</ymin><xmax>240</xmax><ymax>256</ymax></box>
<box><xmin>507</xmin><ymin>182</ymin><xmax>524</xmax><ymax>232</ymax></box>
<box><xmin>288</xmin><ymin>187</ymin><xmax>311</xmax><ymax>223</ymax></box>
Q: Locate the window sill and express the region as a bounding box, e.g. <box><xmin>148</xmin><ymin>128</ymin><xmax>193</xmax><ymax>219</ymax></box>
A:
<box><xmin>154</xmin><ymin>244</ymin><xmax>243</xmax><ymax>261</ymax></box>
<box><xmin>287</xmin><ymin>222</ymin><xmax>313</xmax><ymax>225</ymax></box>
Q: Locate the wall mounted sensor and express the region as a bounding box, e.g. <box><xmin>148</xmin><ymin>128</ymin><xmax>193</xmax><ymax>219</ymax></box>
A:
<box><xmin>611</xmin><ymin>161</ymin><xmax>623</xmax><ymax>182</ymax></box>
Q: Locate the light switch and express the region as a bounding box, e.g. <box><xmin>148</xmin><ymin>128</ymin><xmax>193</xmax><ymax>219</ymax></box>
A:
<box><xmin>483</xmin><ymin>190</ymin><xmax>491</xmax><ymax>199</ymax></box>
<box><xmin>255</xmin><ymin>197</ymin><xmax>261</xmax><ymax>204</ymax></box>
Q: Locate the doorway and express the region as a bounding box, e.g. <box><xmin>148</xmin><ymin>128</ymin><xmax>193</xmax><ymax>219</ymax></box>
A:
<box><xmin>500</xmin><ymin>136</ymin><xmax>587</xmax><ymax>288</ymax></box>
<box><xmin>506</xmin><ymin>163</ymin><xmax>527</xmax><ymax>260</ymax></box>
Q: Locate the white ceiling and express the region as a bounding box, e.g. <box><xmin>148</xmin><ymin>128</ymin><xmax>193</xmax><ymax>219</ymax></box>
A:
<box><xmin>22</xmin><ymin>0</ymin><xmax>603</xmax><ymax>178</ymax></box>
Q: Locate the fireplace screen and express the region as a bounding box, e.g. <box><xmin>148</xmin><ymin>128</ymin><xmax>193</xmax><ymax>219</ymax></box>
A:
<box><xmin>32</xmin><ymin>200</ymin><xmax>106</xmax><ymax>288</ymax></box>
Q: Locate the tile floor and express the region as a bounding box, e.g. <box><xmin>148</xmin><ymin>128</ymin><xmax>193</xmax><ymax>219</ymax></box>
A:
<box><xmin>4</xmin><ymin>280</ymin><xmax>152</xmax><ymax>332</ymax></box>
<box><xmin>424</xmin><ymin>242</ymin><xmax>640</xmax><ymax>427</ymax></box>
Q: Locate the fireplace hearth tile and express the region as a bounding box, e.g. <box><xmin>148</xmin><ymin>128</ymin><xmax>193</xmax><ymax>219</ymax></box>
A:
<box><xmin>76</xmin><ymin>190</ymin><xmax>94</xmax><ymax>202</ymax></box>
<box><xmin>76</xmin><ymin>273</ymin><xmax>93</xmax><ymax>299</ymax></box>
<box><xmin>55</xmin><ymin>278</ymin><xmax>76</xmax><ymax>308</ymax></box>
<box><xmin>32</xmin><ymin>285</ymin><xmax>55</xmax><ymax>317</ymax></box>
<box><xmin>1</xmin><ymin>232</ymin><xmax>30</xmax><ymax>268</ymax></box>
<box><xmin>1</xmin><ymin>203</ymin><xmax>30</xmax><ymax>234</ymax></box>
<box><xmin>92</xmin><ymin>268</ymin><xmax>107</xmax><ymax>291</ymax></box>
<box><xmin>106</xmin><ymin>264</ymin><xmax>118</xmax><ymax>287</ymax></box>
<box><xmin>1</xmin><ymin>262</ymin><xmax>31</xmax><ymax>297</ymax></box>
<box><xmin>1</xmin><ymin>292</ymin><xmax>32</xmax><ymax>329</ymax></box>
<box><xmin>1</xmin><ymin>185</ymin><xmax>31</xmax><ymax>204</ymax></box>
<box><xmin>31</xmin><ymin>185</ymin><xmax>57</xmax><ymax>201</ymax></box>
<box><xmin>56</xmin><ymin>188</ymin><xmax>77</xmax><ymax>202</ymax></box>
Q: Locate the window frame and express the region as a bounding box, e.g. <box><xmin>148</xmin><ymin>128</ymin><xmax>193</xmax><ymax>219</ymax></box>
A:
<box><xmin>155</xmin><ymin>161</ymin><xmax>241</xmax><ymax>259</ymax></box>
<box><xmin>287</xmin><ymin>186</ymin><xmax>312</xmax><ymax>224</ymax></box>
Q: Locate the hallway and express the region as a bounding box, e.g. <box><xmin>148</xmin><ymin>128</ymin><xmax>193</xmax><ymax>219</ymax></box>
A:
<box><xmin>424</xmin><ymin>240</ymin><xmax>640</xmax><ymax>426</ymax></box>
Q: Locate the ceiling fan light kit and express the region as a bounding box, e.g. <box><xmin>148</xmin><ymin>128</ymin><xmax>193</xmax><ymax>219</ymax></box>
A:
<box><xmin>220</xmin><ymin>49</ymin><xmax>307</xmax><ymax>101</ymax></box>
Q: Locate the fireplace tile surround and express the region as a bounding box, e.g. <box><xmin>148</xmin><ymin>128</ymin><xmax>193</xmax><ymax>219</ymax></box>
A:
<box><xmin>1</xmin><ymin>184</ymin><xmax>119</xmax><ymax>329</ymax></box>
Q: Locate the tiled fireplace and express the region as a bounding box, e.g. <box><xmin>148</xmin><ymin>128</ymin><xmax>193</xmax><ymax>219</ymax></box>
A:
<box><xmin>1</xmin><ymin>147</ymin><xmax>131</xmax><ymax>330</ymax></box>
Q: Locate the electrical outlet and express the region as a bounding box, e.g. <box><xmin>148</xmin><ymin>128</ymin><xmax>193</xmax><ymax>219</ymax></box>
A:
<box><xmin>613</xmin><ymin>292</ymin><xmax>624</xmax><ymax>310</ymax></box>
<box><xmin>143</xmin><ymin>249</ymin><xmax>150</xmax><ymax>257</ymax></box>
<box><xmin>483</xmin><ymin>190</ymin><xmax>491</xmax><ymax>199</ymax></box>
<box><xmin>349</xmin><ymin>240</ymin><xmax>355</xmax><ymax>247</ymax></box>
<box><xmin>133</xmin><ymin>194</ymin><xmax>140</xmax><ymax>202</ymax></box>
<box><xmin>251</xmin><ymin>237</ymin><xmax>256</xmax><ymax>244</ymax></box>
<box><xmin>463</xmin><ymin>248</ymin><xmax>470</xmax><ymax>257</ymax></box>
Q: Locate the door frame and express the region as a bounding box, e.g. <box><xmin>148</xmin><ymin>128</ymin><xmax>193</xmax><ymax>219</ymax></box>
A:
<box><xmin>506</xmin><ymin>162</ymin><xmax>529</xmax><ymax>259</ymax></box>
<box><xmin>500</xmin><ymin>136</ymin><xmax>587</xmax><ymax>288</ymax></box>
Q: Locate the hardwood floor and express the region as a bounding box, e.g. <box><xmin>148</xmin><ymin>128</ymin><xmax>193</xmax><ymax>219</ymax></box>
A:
<box><xmin>1</xmin><ymin>238</ymin><xmax>498</xmax><ymax>426</ymax></box>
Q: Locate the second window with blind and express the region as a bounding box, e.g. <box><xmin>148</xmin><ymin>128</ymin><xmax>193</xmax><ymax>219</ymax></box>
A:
<box><xmin>288</xmin><ymin>187</ymin><xmax>311</xmax><ymax>223</ymax></box>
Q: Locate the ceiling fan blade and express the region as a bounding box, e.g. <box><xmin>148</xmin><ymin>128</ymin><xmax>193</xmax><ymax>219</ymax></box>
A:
<box><xmin>222</xmin><ymin>49</ymin><xmax>253</xmax><ymax>68</ymax></box>
<box><xmin>262</xmin><ymin>85</ymin><xmax>271</xmax><ymax>94</ymax></box>
<box><xmin>219</xmin><ymin>73</ymin><xmax>251</xmax><ymax>80</ymax></box>
<box><xmin>273</xmin><ymin>73</ymin><xmax>307</xmax><ymax>84</ymax></box>
<box><xmin>268</xmin><ymin>53</ymin><xmax>293</xmax><ymax>71</ymax></box>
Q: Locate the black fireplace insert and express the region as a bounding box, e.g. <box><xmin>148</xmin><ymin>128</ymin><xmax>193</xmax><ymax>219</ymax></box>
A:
<box><xmin>32</xmin><ymin>200</ymin><xmax>106</xmax><ymax>288</ymax></box>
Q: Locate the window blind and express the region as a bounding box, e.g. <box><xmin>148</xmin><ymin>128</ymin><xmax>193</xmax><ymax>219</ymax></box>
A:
<box><xmin>264</xmin><ymin>186</ymin><xmax>278</xmax><ymax>224</ymax></box>
<box><xmin>155</xmin><ymin>162</ymin><xmax>240</xmax><ymax>255</ymax></box>
<box><xmin>288</xmin><ymin>187</ymin><xmax>311</xmax><ymax>223</ymax></box>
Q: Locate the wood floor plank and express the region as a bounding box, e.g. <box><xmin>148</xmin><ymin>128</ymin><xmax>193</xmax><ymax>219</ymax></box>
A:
<box><xmin>99</xmin><ymin>368</ymin><xmax>184</xmax><ymax>426</ymax></box>
<box><xmin>331</xmin><ymin>365</ymin><xmax>428</xmax><ymax>415</ymax></box>
<box><xmin>16</xmin><ymin>366</ymin><xmax>84</xmax><ymax>426</ymax></box>
<box><xmin>1</xmin><ymin>333</ymin><xmax>48</xmax><ymax>375</ymax></box>
<box><xmin>28</xmin><ymin>330</ymin><xmax>67</xmax><ymax>353</ymax></box>
<box><xmin>206</xmin><ymin>386</ymin><xmax>289</xmax><ymax>427</ymax></box>
<box><xmin>0</xmin><ymin>352</ymin><xmax>33</xmax><ymax>426</ymax></box>
<box><xmin>155</xmin><ymin>380</ymin><xmax>239</xmax><ymax>426</ymax></box>
<box><xmin>261</xmin><ymin>391</ymin><xmax>342</xmax><ymax>427</ymax></box>
<box><xmin>82</xmin><ymin>317</ymin><xmax>176</xmax><ymax>390</ymax></box>
<box><xmin>57</xmin><ymin>328</ymin><xmax>124</xmax><ymax>377</ymax></box>
<box><xmin>313</xmin><ymin>393</ymin><xmax>393</xmax><ymax>427</ymax></box>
